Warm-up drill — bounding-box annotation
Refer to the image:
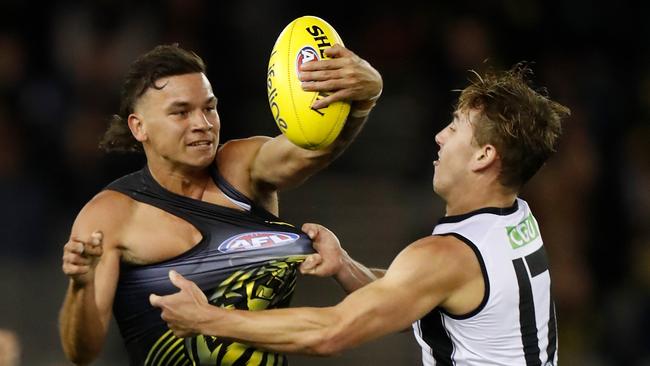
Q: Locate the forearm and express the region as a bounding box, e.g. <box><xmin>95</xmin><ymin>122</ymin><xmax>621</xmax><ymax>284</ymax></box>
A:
<box><xmin>250</xmin><ymin>101</ymin><xmax>377</xmax><ymax>191</ymax></box>
<box><xmin>301</xmin><ymin>101</ymin><xmax>375</xmax><ymax>164</ymax></box>
<box><xmin>291</xmin><ymin>110</ymin><xmax>371</xmax><ymax>171</ymax></box>
<box><xmin>200</xmin><ymin>305</ymin><xmax>342</xmax><ymax>355</ymax></box>
<box><xmin>326</xmin><ymin>102</ymin><xmax>374</xmax><ymax>159</ymax></box>
<box><xmin>59</xmin><ymin>282</ymin><xmax>107</xmax><ymax>364</ymax></box>
<box><xmin>335</xmin><ymin>254</ymin><xmax>384</xmax><ymax>293</ymax></box>
<box><xmin>196</xmin><ymin>275</ymin><xmax>402</xmax><ymax>356</ymax></box>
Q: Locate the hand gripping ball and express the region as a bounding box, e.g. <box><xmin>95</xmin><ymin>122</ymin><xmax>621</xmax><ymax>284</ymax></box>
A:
<box><xmin>267</xmin><ymin>16</ymin><xmax>350</xmax><ymax>150</ymax></box>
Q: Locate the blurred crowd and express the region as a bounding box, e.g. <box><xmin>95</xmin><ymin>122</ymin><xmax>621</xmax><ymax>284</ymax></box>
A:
<box><xmin>0</xmin><ymin>0</ymin><xmax>648</xmax><ymax>365</ymax></box>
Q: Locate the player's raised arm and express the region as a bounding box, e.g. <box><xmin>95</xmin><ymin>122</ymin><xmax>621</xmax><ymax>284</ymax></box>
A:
<box><xmin>251</xmin><ymin>43</ymin><xmax>381</xmax><ymax>192</ymax></box>
<box><xmin>242</xmin><ymin>18</ymin><xmax>381</xmax><ymax>193</ymax></box>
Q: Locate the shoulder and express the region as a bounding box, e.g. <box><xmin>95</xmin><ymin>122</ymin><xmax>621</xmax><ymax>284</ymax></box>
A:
<box><xmin>83</xmin><ymin>189</ymin><xmax>136</xmax><ymax>214</ymax></box>
<box><xmin>70</xmin><ymin>190</ymin><xmax>136</xmax><ymax>248</ymax></box>
<box><xmin>400</xmin><ymin>235</ymin><xmax>479</xmax><ymax>264</ymax></box>
<box><xmin>217</xmin><ymin>137</ymin><xmax>273</xmax><ymax>177</ymax></box>
<box><xmin>216</xmin><ymin>136</ymin><xmax>273</xmax><ymax>194</ymax></box>
<box><xmin>388</xmin><ymin>235</ymin><xmax>482</xmax><ymax>292</ymax></box>
<box><xmin>218</xmin><ymin>136</ymin><xmax>272</xmax><ymax>163</ymax></box>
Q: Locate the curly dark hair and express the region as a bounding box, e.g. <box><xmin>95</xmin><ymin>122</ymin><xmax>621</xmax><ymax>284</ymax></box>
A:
<box><xmin>99</xmin><ymin>44</ymin><xmax>206</xmax><ymax>152</ymax></box>
<box><xmin>457</xmin><ymin>63</ymin><xmax>571</xmax><ymax>189</ymax></box>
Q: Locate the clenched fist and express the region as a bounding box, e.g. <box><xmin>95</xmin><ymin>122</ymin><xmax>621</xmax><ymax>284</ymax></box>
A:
<box><xmin>61</xmin><ymin>231</ymin><xmax>103</xmax><ymax>287</ymax></box>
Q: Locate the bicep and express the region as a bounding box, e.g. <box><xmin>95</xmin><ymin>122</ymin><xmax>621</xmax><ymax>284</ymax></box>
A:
<box><xmin>330</xmin><ymin>247</ymin><xmax>449</xmax><ymax>349</ymax></box>
<box><xmin>330</xmin><ymin>238</ymin><xmax>477</xmax><ymax>350</ymax></box>
<box><xmin>70</xmin><ymin>192</ymin><xmax>125</xmax><ymax>327</ymax></box>
<box><xmin>251</xmin><ymin>135</ymin><xmax>332</xmax><ymax>191</ymax></box>
<box><xmin>333</xmin><ymin>279</ymin><xmax>428</xmax><ymax>344</ymax></box>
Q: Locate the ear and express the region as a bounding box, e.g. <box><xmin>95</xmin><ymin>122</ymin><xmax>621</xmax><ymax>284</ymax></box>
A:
<box><xmin>127</xmin><ymin>114</ymin><xmax>147</xmax><ymax>142</ymax></box>
<box><xmin>470</xmin><ymin>144</ymin><xmax>498</xmax><ymax>172</ymax></box>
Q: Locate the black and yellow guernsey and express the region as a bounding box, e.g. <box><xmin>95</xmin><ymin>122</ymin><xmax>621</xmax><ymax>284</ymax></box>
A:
<box><xmin>105</xmin><ymin>166</ymin><xmax>314</xmax><ymax>366</ymax></box>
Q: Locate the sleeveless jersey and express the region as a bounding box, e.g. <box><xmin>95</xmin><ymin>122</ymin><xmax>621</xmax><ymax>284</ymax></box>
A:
<box><xmin>106</xmin><ymin>166</ymin><xmax>314</xmax><ymax>366</ymax></box>
<box><xmin>412</xmin><ymin>198</ymin><xmax>558</xmax><ymax>366</ymax></box>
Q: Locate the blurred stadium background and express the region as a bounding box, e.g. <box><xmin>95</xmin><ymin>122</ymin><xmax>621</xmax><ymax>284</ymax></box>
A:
<box><xmin>0</xmin><ymin>0</ymin><xmax>648</xmax><ymax>365</ymax></box>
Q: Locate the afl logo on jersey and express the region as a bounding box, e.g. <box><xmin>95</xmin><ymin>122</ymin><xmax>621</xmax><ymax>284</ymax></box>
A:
<box><xmin>218</xmin><ymin>232</ymin><xmax>300</xmax><ymax>253</ymax></box>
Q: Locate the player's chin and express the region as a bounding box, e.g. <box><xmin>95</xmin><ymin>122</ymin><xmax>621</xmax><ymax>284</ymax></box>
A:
<box><xmin>432</xmin><ymin>175</ymin><xmax>442</xmax><ymax>194</ymax></box>
<box><xmin>184</xmin><ymin>148</ymin><xmax>217</xmax><ymax>166</ymax></box>
<box><xmin>186</xmin><ymin>143</ymin><xmax>216</xmax><ymax>155</ymax></box>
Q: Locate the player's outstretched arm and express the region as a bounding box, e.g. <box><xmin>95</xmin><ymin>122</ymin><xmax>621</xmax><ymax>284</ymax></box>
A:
<box><xmin>59</xmin><ymin>191</ymin><xmax>125</xmax><ymax>364</ymax></box>
<box><xmin>150</xmin><ymin>235</ymin><xmax>482</xmax><ymax>356</ymax></box>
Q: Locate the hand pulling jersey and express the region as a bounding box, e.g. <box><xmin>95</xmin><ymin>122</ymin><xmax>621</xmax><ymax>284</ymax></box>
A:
<box><xmin>106</xmin><ymin>166</ymin><xmax>314</xmax><ymax>366</ymax></box>
<box><xmin>413</xmin><ymin>199</ymin><xmax>558</xmax><ymax>366</ymax></box>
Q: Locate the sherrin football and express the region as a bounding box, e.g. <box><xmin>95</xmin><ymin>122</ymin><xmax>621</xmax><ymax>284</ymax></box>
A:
<box><xmin>267</xmin><ymin>16</ymin><xmax>350</xmax><ymax>150</ymax></box>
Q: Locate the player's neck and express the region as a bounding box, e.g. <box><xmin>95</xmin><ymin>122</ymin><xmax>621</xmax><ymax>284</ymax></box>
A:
<box><xmin>444</xmin><ymin>183</ymin><xmax>517</xmax><ymax>217</ymax></box>
<box><xmin>147</xmin><ymin>161</ymin><xmax>212</xmax><ymax>199</ymax></box>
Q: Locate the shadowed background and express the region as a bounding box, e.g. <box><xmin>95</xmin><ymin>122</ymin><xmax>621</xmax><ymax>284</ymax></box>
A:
<box><xmin>0</xmin><ymin>0</ymin><xmax>648</xmax><ymax>365</ymax></box>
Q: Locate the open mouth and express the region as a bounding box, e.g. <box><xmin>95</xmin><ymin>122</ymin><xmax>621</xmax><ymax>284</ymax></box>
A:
<box><xmin>187</xmin><ymin>141</ymin><xmax>213</xmax><ymax>147</ymax></box>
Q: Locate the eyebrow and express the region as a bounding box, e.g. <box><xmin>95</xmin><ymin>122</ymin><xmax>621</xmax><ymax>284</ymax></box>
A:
<box><xmin>166</xmin><ymin>96</ymin><xmax>217</xmax><ymax>110</ymax></box>
<box><xmin>167</xmin><ymin>101</ymin><xmax>190</xmax><ymax>110</ymax></box>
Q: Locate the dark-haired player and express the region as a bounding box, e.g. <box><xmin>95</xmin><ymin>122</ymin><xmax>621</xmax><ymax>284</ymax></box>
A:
<box><xmin>59</xmin><ymin>43</ymin><xmax>382</xmax><ymax>365</ymax></box>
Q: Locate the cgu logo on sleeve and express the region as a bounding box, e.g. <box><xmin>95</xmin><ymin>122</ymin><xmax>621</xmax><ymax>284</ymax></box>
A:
<box><xmin>218</xmin><ymin>232</ymin><xmax>300</xmax><ymax>253</ymax></box>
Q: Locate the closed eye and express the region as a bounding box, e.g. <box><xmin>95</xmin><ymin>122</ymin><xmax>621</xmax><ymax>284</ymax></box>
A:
<box><xmin>449</xmin><ymin>111</ymin><xmax>459</xmax><ymax>132</ymax></box>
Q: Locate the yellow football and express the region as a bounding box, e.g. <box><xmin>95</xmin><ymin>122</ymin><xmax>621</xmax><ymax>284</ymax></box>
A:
<box><xmin>267</xmin><ymin>16</ymin><xmax>350</xmax><ymax>150</ymax></box>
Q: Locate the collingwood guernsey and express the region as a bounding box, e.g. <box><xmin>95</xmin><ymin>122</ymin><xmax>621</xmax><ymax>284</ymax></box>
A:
<box><xmin>413</xmin><ymin>198</ymin><xmax>558</xmax><ymax>366</ymax></box>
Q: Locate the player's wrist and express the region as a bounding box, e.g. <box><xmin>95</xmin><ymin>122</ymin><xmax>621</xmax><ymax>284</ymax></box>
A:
<box><xmin>350</xmin><ymin>92</ymin><xmax>381</xmax><ymax>118</ymax></box>
<box><xmin>69</xmin><ymin>276</ymin><xmax>95</xmax><ymax>291</ymax></box>
<box><xmin>333</xmin><ymin>249</ymin><xmax>355</xmax><ymax>279</ymax></box>
<box><xmin>349</xmin><ymin>103</ymin><xmax>374</xmax><ymax>118</ymax></box>
<box><xmin>195</xmin><ymin>303</ymin><xmax>219</xmax><ymax>335</ymax></box>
